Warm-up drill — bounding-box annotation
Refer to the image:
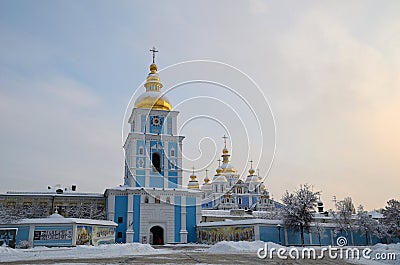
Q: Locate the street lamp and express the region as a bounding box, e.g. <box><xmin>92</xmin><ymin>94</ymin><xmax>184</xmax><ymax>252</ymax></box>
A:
<box><xmin>277</xmin><ymin>224</ymin><xmax>282</xmax><ymax>245</ymax></box>
<box><xmin>365</xmin><ymin>228</ymin><xmax>369</xmax><ymax>246</ymax></box>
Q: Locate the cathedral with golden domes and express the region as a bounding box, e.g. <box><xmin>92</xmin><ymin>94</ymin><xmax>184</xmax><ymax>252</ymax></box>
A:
<box><xmin>105</xmin><ymin>48</ymin><xmax>276</xmax><ymax>245</ymax></box>
<box><xmin>187</xmin><ymin>137</ymin><xmax>276</xmax><ymax>211</ymax></box>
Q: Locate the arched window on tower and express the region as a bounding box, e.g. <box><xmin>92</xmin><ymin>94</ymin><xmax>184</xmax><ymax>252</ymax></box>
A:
<box><xmin>152</xmin><ymin>152</ymin><xmax>161</xmax><ymax>173</ymax></box>
<box><xmin>144</xmin><ymin>196</ymin><xmax>149</xmax><ymax>203</ymax></box>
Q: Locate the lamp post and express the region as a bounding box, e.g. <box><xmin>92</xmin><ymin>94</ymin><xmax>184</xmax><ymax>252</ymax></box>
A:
<box><xmin>365</xmin><ymin>228</ymin><xmax>369</xmax><ymax>246</ymax></box>
<box><xmin>277</xmin><ymin>224</ymin><xmax>282</xmax><ymax>245</ymax></box>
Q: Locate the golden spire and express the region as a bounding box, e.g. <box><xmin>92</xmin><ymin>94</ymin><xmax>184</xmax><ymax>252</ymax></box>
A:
<box><xmin>249</xmin><ymin>159</ymin><xmax>255</xmax><ymax>175</ymax></box>
<box><xmin>218</xmin><ymin>135</ymin><xmax>237</xmax><ymax>174</ymax></box>
<box><xmin>188</xmin><ymin>166</ymin><xmax>199</xmax><ymax>189</ymax></box>
<box><xmin>222</xmin><ymin>135</ymin><xmax>229</xmax><ymax>154</ymax></box>
<box><xmin>204</xmin><ymin>168</ymin><xmax>210</xmax><ymax>183</ymax></box>
<box><xmin>134</xmin><ymin>47</ymin><xmax>172</xmax><ymax>111</ymax></box>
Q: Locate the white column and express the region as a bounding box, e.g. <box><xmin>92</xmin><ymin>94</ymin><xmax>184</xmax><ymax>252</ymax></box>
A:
<box><xmin>126</xmin><ymin>193</ymin><xmax>134</xmax><ymax>243</ymax></box>
<box><xmin>72</xmin><ymin>224</ymin><xmax>77</xmax><ymax>246</ymax></box>
<box><xmin>164</xmin><ymin>141</ymin><xmax>169</xmax><ymax>188</ymax></box>
<box><xmin>284</xmin><ymin>229</ymin><xmax>289</xmax><ymax>246</ymax></box>
<box><xmin>145</xmin><ymin>140</ymin><xmax>150</xmax><ymax>187</ymax></box>
<box><xmin>28</xmin><ymin>224</ymin><xmax>35</xmax><ymax>247</ymax></box>
<box><xmin>180</xmin><ymin>195</ymin><xmax>188</xmax><ymax>243</ymax></box>
<box><xmin>107</xmin><ymin>194</ymin><xmax>115</xmax><ymax>221</ymax></box>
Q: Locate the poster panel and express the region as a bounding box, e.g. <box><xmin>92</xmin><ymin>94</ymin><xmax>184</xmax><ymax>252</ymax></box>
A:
<box><xmin>197</xmin><ymin>225</ymin><xmax>255</xmax><ymax>244</ymax></box>
<box><xmin>92</xmin><ymin>226</ymin><xmax>115</xmax><ymax>246</ymax></box>
<box><xmin>76</xmin><ymin>225</ymin><xmax>92</xmax><ymax>245</ymax></box>
<box><xmin>0</xmin><ymin>228</ymin><xmax>18</xmax><ymax>248</ymax></box>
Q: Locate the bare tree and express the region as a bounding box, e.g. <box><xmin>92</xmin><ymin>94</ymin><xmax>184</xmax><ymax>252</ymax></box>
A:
<box><xmin>330</xmin><ymin>197</ymin><xmax>355</xmax><ymax>239</ymax></box>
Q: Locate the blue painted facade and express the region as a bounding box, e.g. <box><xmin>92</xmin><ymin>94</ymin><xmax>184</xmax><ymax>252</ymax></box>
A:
<box><xmin>174</xmin><ymin>196</ymin><xmax>182</xmax><ymax>242</ymax></box>
<box><xmin>133</xmin><ymin>195</ymin><xmax>141</xmax><ymax>242</ymax></box>
<box><xmin>186</xmin><ymin>197</ymin><xmax>197</xmax><ymax>243</ymax></box>
<box><xmin>114</xmin><ymin>196</ymin><xmax>128</xmax><ymax>243</ymax></box>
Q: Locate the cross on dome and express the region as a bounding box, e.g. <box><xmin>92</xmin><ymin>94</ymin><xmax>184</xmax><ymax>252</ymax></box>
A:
<box><xmin>149</xmin><ymin>46</ymin><xmax>158</xmax><ymax>63</ymax></box>
<box><xmin>222</xmin><ymin>135</ymin><xmax>228</xmax><ymax>148</ymax></box>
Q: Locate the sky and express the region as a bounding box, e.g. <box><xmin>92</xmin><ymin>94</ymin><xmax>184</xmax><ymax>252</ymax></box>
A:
<box><xmin>0</xmin><ymin>1</ymin><xmax>399</xmax><ymax>210</ymax></box>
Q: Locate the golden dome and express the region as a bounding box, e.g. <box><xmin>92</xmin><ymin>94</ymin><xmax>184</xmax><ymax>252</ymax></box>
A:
<box><xmin>249</xmin><ymin>168</ymin><xmax>255</xmax><ymax>175</ymax></box>
<box><xmin>134</xmin><ymin>60</ymin><xmax>172</xmax><ymax>111</ymax></box>
<box><xmin>216</xmin><ymin>167</ymin><xmax>223</xmax><ymax>174</ymax></box>
<box><xmin>135</xmin><ymin>94</ymin><xmax>172</xmax><ymax>111</ymax></box>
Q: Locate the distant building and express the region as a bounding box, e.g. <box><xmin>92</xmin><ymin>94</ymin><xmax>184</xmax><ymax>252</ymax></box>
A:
<box><xmin>0</xmin><ymin>185</ymin><xmax>106</xmax><ymax>219</ymax></box>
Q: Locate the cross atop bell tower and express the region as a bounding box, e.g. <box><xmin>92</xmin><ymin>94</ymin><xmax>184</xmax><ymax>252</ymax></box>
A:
<box><xmin>149</xmin><ymin>46</ymin><xmax>158</xmax><ymax>63</ymax></box>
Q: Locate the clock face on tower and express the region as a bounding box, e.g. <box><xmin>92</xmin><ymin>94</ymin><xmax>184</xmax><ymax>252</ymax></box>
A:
<box><xmin>151</xmin><ymin>116</ymin><xmax>162</xmax><ymax>126</ymax></box>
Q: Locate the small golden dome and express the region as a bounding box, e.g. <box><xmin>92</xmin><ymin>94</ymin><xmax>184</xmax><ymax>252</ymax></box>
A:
<box><xmin>216</xmin><ymin>167</ymin><xmax>223</xmax><ymax>174</ymax></box>
<box><xmin>150</xmin><ymin>63</ymin><xmax>158</xmax><ymax>73</ymax></box>
<box><xmin>249</xmin><ymin>168</ymin><xmax>255</xmax><ymax>175</ymax></box>
<box><xmin>222</xmin><ymin>148</ymin><xmax>229</xmax><ymax>154</ymax></box>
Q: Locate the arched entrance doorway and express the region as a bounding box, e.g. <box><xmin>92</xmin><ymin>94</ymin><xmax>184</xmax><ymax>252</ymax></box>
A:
<box><xmin>150</xmin><ymin>226</ymin><xmax>164</xmax><ymax>245</ymax></box>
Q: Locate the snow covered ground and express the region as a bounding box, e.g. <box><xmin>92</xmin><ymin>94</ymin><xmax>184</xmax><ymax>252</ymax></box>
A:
<box><xmin>0</xmin><ymin>243</ymin><xmax>166</xmax><ymax>263</ymax></box>
<box><xmin>207</xmin><ymin>240</ymin><xmax>282</xmax><ymax>253</ymax></box>
<box><xmin>208</xmin><ymin>241</ymin><xmax>399</xmax><ymax>265</ymax></box>
<box><xmin>0</xmin><ymin>242</ymin><xmax>398</xmax><ymax>265</ymax></box>
<box><xmin>350</xmin><ymin>243</ymin><xmax>400</xmax><ymax>265</ymax></box>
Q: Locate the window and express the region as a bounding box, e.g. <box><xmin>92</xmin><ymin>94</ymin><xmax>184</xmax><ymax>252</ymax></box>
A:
<box><xmin>238</xmin><ymin>197</ymin><xmax>242</xmax><ymax>205</ymax></box>
<box><xmin>138</xmin><ymin>158</ymin><xmax>144</xmax><ymax>168</ymax></box>
<box><xmin>117</xmin><ymin>232</ymin><xmax>123</xmax><ymax>239</ymax></box>
<box><xmin>139</xmin><ymin>147</ymin><xmax>144</xmax><ymax>155</ymax></box>
<box><xmin>152</xmin><ymin>152</ymin><xmax>161</xmax><ymax>173</ymax></box>
<box><xmin>144</xmin><ymin>196</ymin><xmax>149</xmax><ymax>203</ymax></box>
<box><xmin>166</xmin><ymin>197</ymin><xmax>171</xmax><ymax>204</ymax></box>
<box><xmin>155</xmin><ymin>196</ymin><xmax>160</xmax><ymax>204</ymax></box>
<box><xmin>170</xmin><ymin>149</ymin><xmax>175</xmax><ymax>157</ymax></box>
<box><xmin>118</xmin><ymin>217</ymin><xmax>123</xmax><ymax>223</ymax></box>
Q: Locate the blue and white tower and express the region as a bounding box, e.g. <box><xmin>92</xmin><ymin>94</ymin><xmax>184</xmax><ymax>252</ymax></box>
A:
<box><xmin>123</xmin><ymin>54</ymin><xmax>184</xmax><ymax>189</ymax></box>
<box><xmin>106</xmin><ymin>49</ymin><xmax>202</xmax><ymax>245</ymax></box>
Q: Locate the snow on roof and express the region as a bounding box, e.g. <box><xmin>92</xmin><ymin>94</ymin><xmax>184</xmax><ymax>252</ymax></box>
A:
<box><xmin>198</xmin><ymin>218</ymin><xmax>283</xmax><ymax>227</ymax></box>
<box><xmin>367</xmin><ymin>210</ymin><xmax>384</xmax><ymax>219</ymax></box>
<box><xmin>106</xmin><ymin>186</ymin><xmax>202</xmax><ymax>193</ymax></box>
<box><xmin>2</xmin><ymin>191</ymin><xmax>104</xmax><ymax>197</ymax></box>
<box><xmin>16</xmin><ymin>214</ymin><xmax>117</xmax><ymax>226</ymax></box>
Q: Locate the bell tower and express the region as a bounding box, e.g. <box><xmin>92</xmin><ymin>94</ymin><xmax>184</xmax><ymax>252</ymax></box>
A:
<box><xmin>123</xmin><ymin>48</ymin><xmax>184</xmax><ymax>188</ymax></box>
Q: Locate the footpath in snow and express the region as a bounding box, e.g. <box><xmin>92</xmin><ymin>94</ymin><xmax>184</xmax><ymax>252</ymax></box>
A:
<box><xmin>207</xmin><ymin>241</ymin><xmax>399</xmax><ymax>265</ymax></box>
<box><xmin>0</xmin><ymin>243</ymin><xmax>165</xmax><ymax>263</ymax></box>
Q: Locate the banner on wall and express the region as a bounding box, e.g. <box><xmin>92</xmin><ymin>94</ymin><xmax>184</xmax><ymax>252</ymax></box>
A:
<box><xmin>76</xmin><ymin>226</ymin><xmax>92</xmax><ymax>245</ymax></box>
<box><xmin>33</xmin><ymin>229</ymin><xmax>73</xmax><ymax>241</ymax></box>
<box><xmin>0</xmin><ymin>228</ymin><xmax>18</xmax><ymax>248</ymax></box>
<box><xmin>197</xmin><ymin>226</ymin><xmax>255</xmax><ymax>244</ymax></box>
<box><xmin>92</xmin><ymin>226</ymin><xmax>115</xmax><ymax>246</ymax></box>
